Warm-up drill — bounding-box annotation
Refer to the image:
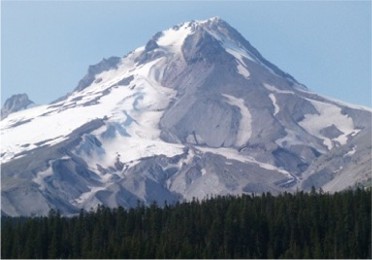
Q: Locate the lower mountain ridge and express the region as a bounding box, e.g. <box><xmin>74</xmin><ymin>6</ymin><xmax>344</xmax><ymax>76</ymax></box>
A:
<box><xmin>1</xmin><ymin>17</ymin><xmax>371</xmax><ymax>216</ymax></box>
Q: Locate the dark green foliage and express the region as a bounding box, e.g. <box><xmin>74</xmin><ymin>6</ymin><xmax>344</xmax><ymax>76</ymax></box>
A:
<box><xmin>1</xmin><ymin>188</ymin><xmax>371</xmax><ymax>259</ymax></box>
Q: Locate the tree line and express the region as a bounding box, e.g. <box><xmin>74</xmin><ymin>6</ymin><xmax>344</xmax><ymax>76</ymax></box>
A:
<box><xmin>1</xmin><ymin>188</ymin><xmax>371</xmax><ymax>259</ymax></box>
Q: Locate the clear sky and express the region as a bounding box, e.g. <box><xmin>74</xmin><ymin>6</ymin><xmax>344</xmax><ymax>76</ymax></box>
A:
<box><xmin>1</xmin><ymin>1</ymin><xmax>371</xmax><ymax>107</ymax></box>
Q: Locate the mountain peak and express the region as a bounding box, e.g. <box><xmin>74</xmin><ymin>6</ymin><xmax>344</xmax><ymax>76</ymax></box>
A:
<box><xmin>2</xmin><ymin>18</ymin><xmax>370</xmax><ymax>216</ymax></box>
<box><xmin>143</xmin><ymin>17</ymin><xmax>298</xmax><ymax>85</ymax></box>
<box><xmin>148</xmin><ymin>17</ymin><xmax>228</xmax><ymax>50</ymax></box>
<box><xmin>1</xmin><ymin>93</ymin><xmax>34</xmax><ymax>119</ymax></box>
<box><xmin>189</xmin><ymin>16</ymin><xmax>223</xmax><ymax>26</ymax></box>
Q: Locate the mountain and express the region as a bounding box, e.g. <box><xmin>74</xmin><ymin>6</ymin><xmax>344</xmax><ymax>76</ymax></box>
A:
<box><xmin>1</xmin><ymin>17</ymin><xmax>371</xmax><ymax>216</ymax></box>
<box><xmin>1</xmin><ymin>93</ymin><xmax>34</xmax><ymax>119</ymax></box>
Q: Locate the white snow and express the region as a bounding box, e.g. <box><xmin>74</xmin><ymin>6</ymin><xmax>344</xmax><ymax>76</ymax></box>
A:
<box><xmin>264</xmin><ymin>82</ymin><xmax>363</xmax><ymax>150</ymax></box>
<box><xmin>237</xmin><ymin>63</ymin><xmax>250</xmax><ymax>79</ymax></box>
<box><xmin>177</xmin><ymin>148</ymin><xmax>195</xmax><ymax>168</ymax></box>
<box><xmin>0</xmin><ymin>52</ymin><xmax>179</xmax><ymax>165</ymax></box>
<box><xmin>1</xmin><ymin>102</ymin><xmax>108</xmax><ymax>163</ymax></box>
<box><xmin>32</xmin><ymin>156</ymin><xmax>70</xmax><ymax>190</ymax></box>
<box><xmin>299</xmin><ymin>98</ymin><xmax>358</xmax><ymax>149</ymax></box>
<box><xmin>225</xmin><ymin>45</ymin><xmax>255</xmax><ymax>63</ymax></box>
<box><xmin>223</xmin><ymin>47</ymin><xmax>251</xmax><ymax>79</ymax></box>
<box><xmin>97</xmin><ymin>136</ymin><xmax>184</xmax><ymax>169</ymax></box>
<box><xmin>345</xmin><ymin>145</ymin><xmax>357</xmax><ymax>157</ymax></box>
<box><xmin>263</xmin><ymin>83</ymin><xmax>295</xmax><ymax>95</ymax></box>
<box><xmin>74</xmin><ymin>186</ymin><xmax>106</xmax><ymax>205</ymax></box>
<box><xmin>222</xmin><ymin>94</ymin><xmax>252</xmax><ymax>146</ymax></box>
<box><xmin>74</xmin><ymin>57</ymin><xmax>184</xmax><ymax>170</ymax></box>
<box><xmin>32</xmin><ymin>166</ymin><xmax>54</xmax><ymax>191</ymax></box>
<box><xmin>194</xmin><ymin>16</ymin><xmax>221</xmax><ymax>25</ymax></box>
<box><xmin>218</xmin><ymin>40</ymin><xmax>254</xmax><ymax>79</ymax></box>
<box><xmin>204</xmin><ymin>23</ymin><xmax>256</xmax><ymax>63</ymax></box>
<box><xmin>269</xmin><ymin>93</ymin><xmax>280</xmax><ymax>116</ymax></box>
<box><xmin>157</xmin><ymin>23</ymin><xmax>193</xmax><ymax>53</ymax></box>
<box><xmin>198</xmin><ymin>146</ymin><xmax>292</xmax><ymax>178</ymax></box>
<box><xmin>1</xmin><ymin>58</ymin><xmax>130</xmax><ymax>163</ymax></box>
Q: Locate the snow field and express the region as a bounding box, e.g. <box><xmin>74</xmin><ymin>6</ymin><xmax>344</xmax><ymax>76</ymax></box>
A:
<box><xmin>300</xmin><ymin>99</ymin><xmax>358</xmax><ymax>149</ymax></box>
<box><xmin>157</xmin><ymin>23</ymin><xmax>192</xmax><ymax>53</ymax></box>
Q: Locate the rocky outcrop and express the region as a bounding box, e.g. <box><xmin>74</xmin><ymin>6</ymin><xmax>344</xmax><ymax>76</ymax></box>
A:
<box><xmin>1</xmin><ymin>93</ymin><xmax>34</xmax><ymax>119</ymax></box>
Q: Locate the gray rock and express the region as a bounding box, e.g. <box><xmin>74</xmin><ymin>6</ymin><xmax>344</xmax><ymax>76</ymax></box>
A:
<box><xmin>1</xmin><ymin>93</ymin><xmax>34</xmax><ymax>119</ymax></box>
<box><xmin>75</xmin><ymin>56</ymin><xmax>121</xmax><ymax>91</ymax></box>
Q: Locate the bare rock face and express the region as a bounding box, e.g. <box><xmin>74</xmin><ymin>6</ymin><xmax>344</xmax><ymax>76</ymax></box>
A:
<box><xmin>1</xmin><ymin>17</ymin><xmax>371</xmax><ymax>216</ymax></box>
<box><xmin>74</xmin><ymin>56</ymin><xmax>122</xmax><ymax>92</ymax></box>
<box><xmin>1</xmin><ymin>93</ymin><xmax>34</xmax><ymax>119</ymax></box>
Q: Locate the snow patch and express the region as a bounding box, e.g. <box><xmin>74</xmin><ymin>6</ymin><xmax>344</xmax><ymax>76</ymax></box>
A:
<box><xmin>237</xmin><ymin>63</ymin><xmax>250</xmax><ymax>79</ymax></box>
<box><xmin>263</xmin><ymin>83</ymin><xmax>295</xmax><ymax>95</ymax></box>
<box><xmin>32</xmin><ymin>167</ymin><xmax>54</xmax><ymax>191</ymax></box>
<box><xmin>345</xmin><ymin>146</ymin><xmax>357</xmax><ymax>157</ymax></box>
<box><xmin>222</xmin><ymin>94</ymin><xmax>252</xmax><ymax>146</ymax></box>
<box><xmin>178</xmin><ymin>148</ymin><xmax>195</xmax><ymax>168</ymax></box>
<box><xmin>198</xmin><ymin>146</ymin><xmax>292</xmax><ymax>178</ymax></box>
<box><xmin>99</xmin><ymin>136</ymin><xmax>184</xmax><ymax>168</ymax></box>
<box><xmin>225</xmin><ymin>45</ymin><xmax>255</xmax><ymax>63</ymax></box>
<box><xmin>269</xmin><ymin>93</ymin><xmax>280</xmax><ymax>116</ymax></box>
<box><xmin>300</xmin><ymin>98</ymin><xmax>358</xmax><ymax>149</ymax></box>
<box><xmin>74</xmin><ymin>186</ymin><xmax>106</xmax><ymax>205</ymax></box>
<box><xmin>223</xmin><ymin>47</ymin><xmax>251</xmax><ymax>79</ymax></box>
<box><xmin>157</xmin><ymin>24</ymin><xmax>193</xmax><ymax>53</ymax></box>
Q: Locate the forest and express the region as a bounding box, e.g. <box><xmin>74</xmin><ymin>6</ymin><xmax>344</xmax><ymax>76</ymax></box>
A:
<box><xmin>1</xmin><ymin>188</ymin><xmax>371</xmax><ymax>259</ymax></box>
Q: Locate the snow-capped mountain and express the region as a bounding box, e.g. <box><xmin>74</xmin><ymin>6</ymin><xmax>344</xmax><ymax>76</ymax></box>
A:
<box><xmin>1</xmin><ymin>17</ymin><xmax>371</xmax><ymax>216</ymax></box>
<box><xmin>1</xmin><ymin>94</ymin><xmax>34</xmax><ymax>119</ymax></box>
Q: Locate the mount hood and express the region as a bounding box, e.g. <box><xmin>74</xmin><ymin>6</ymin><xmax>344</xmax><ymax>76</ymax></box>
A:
<box><xmin>1</xmin><ymin>17</ymin><xmax>371</xmax><ymax>216</ymax></box>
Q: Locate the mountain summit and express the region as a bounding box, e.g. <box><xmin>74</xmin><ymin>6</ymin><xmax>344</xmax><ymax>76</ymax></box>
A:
<box><xmin>1</xmin><ymin>93</ymin><xmax>34</xmax><ymax>119</ymax></box>
<box><xmin>1</xmin><ymin>18</ymin><xmax>371</xmax><ymax>216</ymax></box>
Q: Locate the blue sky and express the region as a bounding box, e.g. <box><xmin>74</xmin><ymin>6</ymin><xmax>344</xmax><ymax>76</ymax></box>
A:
<box><xmin>1</xmin><ymin>1</ymin><xmax>371</xmax><ymax>107</ymax></box>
